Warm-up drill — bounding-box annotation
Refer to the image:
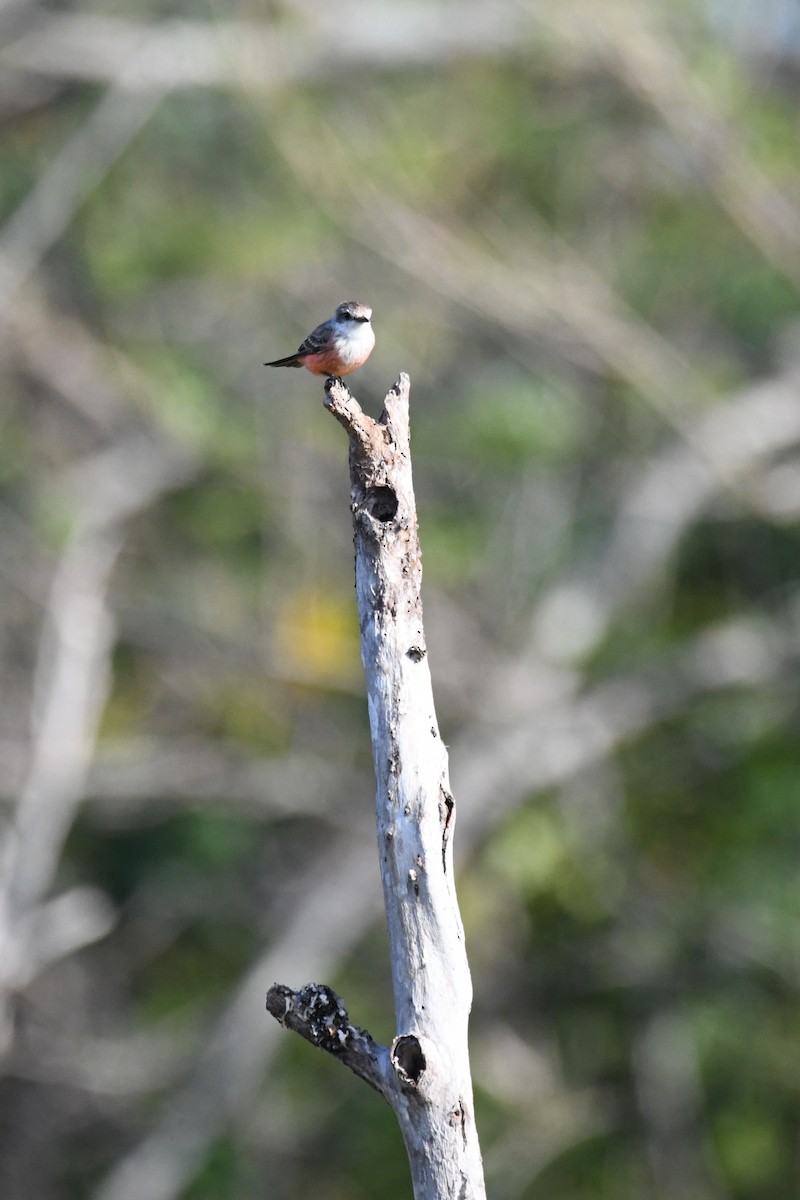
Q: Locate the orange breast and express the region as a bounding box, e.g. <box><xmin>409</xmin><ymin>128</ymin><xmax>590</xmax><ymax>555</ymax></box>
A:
<box><xmin>302</xmin><ymin>349</ymin><xmax>367</xmax><ymax>376</ymax></box>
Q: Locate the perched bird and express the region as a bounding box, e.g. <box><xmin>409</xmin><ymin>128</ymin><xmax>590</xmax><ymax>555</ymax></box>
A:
<box><xmin>264</xmin><ymin>300</ymin><xmax>375</xmax><ymax>380</ymax></box>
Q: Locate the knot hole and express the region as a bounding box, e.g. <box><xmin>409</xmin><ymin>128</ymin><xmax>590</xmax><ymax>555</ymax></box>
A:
<box><xmin>391</xmin><ymin>1034</ymin><xmax>426</xmax><ymax>1086</ymax></box>
<box><xmin>365</xmin><ymin>485</ymin><xmax>398</xmax><ymax>523</ymax></box>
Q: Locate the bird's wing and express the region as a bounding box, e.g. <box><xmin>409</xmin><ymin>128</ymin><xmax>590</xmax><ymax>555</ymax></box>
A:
<box><xmin>296</xmin><ymin>319</ymin><xmax>332</xmax><ymax>357</ymax></box>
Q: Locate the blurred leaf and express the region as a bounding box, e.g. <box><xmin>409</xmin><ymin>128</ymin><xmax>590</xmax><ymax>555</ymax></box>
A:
<box><xmin>274</xmin><ymin>585</ymin><xmax>360</xmax><ymax>684</ymax></box>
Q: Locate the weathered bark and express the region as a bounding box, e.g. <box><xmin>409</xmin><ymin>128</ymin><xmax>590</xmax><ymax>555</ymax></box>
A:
<box><xmin>267</xmin><ymin>374</ymin><xmax>485</xmax><ymax>1200</ymax></box>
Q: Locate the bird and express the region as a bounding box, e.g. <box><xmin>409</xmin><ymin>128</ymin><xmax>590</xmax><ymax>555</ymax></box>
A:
<box><xmin>264</xmin><ymin>301</ymin><xmax>375</xmax><ymax>381</ymax></box>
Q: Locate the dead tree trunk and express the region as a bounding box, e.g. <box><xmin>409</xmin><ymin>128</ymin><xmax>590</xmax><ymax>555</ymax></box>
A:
<box><xmin>266</xmin><ymin>373</ymin><xmax>485</xmax><ymax>1200</ymax></box>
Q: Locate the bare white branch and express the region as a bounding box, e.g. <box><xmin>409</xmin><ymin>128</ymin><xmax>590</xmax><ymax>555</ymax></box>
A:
<box><xmin>0</xmin><ymin>82</ymin><xmax>165</xmax><ymax>311</ymax></box>
<box><xmin>0</xmin><ymin>435</ymin><xmax>197</xmax><ymax>1052</ymax></box>
<box><xmin>267</xmin><ymin>374</ymin><xmax>486</xmax><ymax>1199</ymax></box>
<box><xmin>0</xmin><ymin>6</ymin><xmax>524</xmax><ymax>91</ymax></box>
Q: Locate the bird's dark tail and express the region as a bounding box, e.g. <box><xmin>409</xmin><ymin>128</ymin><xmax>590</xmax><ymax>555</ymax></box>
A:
<box><xmin>264</xmin><ymin>353</ymin><xmax>303</xmax><ymax>368</ymax></box>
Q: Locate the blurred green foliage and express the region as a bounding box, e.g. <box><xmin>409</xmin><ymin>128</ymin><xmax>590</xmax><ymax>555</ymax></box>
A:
<box><xmin>1</xmin><ymin>2</ymin><xmax>799</xmax><ymax>1199</ymax></box>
